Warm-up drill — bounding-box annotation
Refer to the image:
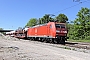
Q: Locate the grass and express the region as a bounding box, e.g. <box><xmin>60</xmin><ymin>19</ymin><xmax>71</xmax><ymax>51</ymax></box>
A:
<box><xmin>68</xmin><ymin>39</ymin><xmax>90</xmax><ymax>43</ymax></box>
<box><xmin>64</xmin><ymin>47</ymin><xmax>71</xmax><ymax>50</ymax></box>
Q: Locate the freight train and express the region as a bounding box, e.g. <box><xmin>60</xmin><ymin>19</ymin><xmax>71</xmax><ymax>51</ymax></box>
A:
<box><xmin>6</xmin><ymin>22</ymin><xmax>68</xmax><ymax>44</ymax></box>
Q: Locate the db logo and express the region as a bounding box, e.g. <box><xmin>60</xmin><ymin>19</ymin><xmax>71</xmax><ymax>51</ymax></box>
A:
<box><xmin>35</xmin><ymin>29</ymin><xmax>37</xmax><ymax>33</ymax></box>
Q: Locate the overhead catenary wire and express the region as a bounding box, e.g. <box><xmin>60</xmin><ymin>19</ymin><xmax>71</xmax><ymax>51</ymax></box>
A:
<box><xmin>52</xmin><ymin>0</ymin><xmax>90</xmax><ymax>15</ymax></box>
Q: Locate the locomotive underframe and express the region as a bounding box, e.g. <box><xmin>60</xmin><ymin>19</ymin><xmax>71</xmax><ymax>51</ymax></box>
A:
<box><xmin>27</xmin><ymin>35</ymin><xmax>67</xmax><ymax>44</ymax></box>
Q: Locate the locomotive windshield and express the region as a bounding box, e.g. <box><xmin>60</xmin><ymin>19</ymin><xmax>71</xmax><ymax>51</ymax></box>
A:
<box><xmin>55</xmin><ymin>24</ymin><xmax>65</xmax><ymax>28</ymax></box>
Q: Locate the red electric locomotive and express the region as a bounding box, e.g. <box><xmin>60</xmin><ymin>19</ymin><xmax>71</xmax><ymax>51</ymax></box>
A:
<box><xmin>27</xmin><ymin>22</ymin><xmax>68</xmax><ymax>44</ymax></box>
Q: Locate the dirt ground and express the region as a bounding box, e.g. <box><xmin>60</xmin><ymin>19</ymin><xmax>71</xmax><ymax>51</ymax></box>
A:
<box><xmin>0</xmin><ymin>37</ymin><xmax>90</xmax><ymax>60</ymax></box>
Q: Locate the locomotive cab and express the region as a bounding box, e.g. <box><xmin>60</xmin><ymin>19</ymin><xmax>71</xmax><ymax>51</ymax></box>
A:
<box><xmin>55</xmin><ymin>23</ymin><xmax>67</xmax><ymax>36</ymax></box>
<box><xmin>55</xmin><ymin>23</ymin><xmax>68</xmax><ymax>44</ymax></box>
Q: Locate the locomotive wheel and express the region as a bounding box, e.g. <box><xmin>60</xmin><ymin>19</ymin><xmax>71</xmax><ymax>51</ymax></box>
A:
<box><xmin>44</xmin><ymin>39</ymin><xmax>47</xmax><ymax>43</ymax></box>
<box><xmin>59</xmin><ymin>37</ymin><xmax>65</xmax><ymax>44</ymax></box>
<box><xmin>49</xmin><ymin>39</ymin><xmax>53</xmax><ymax>43</ymax></box>
<box><xmin>40</xmin><ymin>38</ymin><xmax>43</xmax><ymax>42</ymax></box>
<box><xmin>43</xmin><ymin>38</ymin><xmax>48</xmax><ymax>43</ymax></box>
<box><xmin>41</xmin><ymin>38</ymin><xmax>44</xmax><ymax>42</ymax></box>
<box><xmin>53</xmin><ymin>39</ymin><xmax>59</xmax><ymax>44</ymax></box>
<box><xmin>31</xmin><ymin>38</ymin><xmax>34</xmax><ymax>41</ymax></box>
<box><xmin>60</xmin><ymin>40</ymin><xmax>65</xmax><ymax>44</ymax></box>
<box><xmin>35</xmin><ymin>38</ymin><xmax>38</xmax><ymax>41</ymax></box>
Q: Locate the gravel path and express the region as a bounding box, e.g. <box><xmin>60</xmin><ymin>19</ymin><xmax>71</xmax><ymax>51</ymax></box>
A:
<box><xmin>0</xmin><ymin>36</ymin><xmax>90</xmax><ymax>60</ymax></box>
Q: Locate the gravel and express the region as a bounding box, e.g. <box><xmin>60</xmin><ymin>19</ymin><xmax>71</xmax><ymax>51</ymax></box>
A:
<box><xmin>0</xmin><ymin>33</ymin><xmax>19</xmax><ymax>41</ymax></box>
<box><xmin>0</xmin><ymin>32</ymin><xmax>90</xmax><ymax>60</ymax></box>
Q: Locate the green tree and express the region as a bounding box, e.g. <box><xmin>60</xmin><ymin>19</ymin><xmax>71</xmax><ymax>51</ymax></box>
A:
<box><xmin>26</xmin><ymin>18</ymin><xmax>38</xmax><ymax>27</ymax></box>
<box><xmin>73</xmin><ymin>7</ymin><xmax>90</xmax><ymax>40</ymax></box>
<box><xmin>0</xmin><ymin>28</ymin><xmax>5</xmax><ymax>34</ymax></box>
<box><xmin>56</xmin><ymin>14</ymin><xmax>68</xmax><ymax>23</ymax></box>
<box><xmin>39</xmin><ymin>14</ymin><xmax>54</xmax><ymax>24</ymax></box>
<box><xmin>67</xmin><ymin>23</ymin><xmax>74</xmax><ymax>39</ymax></box>
<box><xmin>0</xmin><ymin>28</ymin><xmax>3</xmax><ymax>30</ymax></box>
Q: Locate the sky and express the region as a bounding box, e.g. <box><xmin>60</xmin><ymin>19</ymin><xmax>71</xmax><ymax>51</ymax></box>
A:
<box><xmin>0</xmin><ymin>0</ymin><xmax>90</xmax><ymax>30</ymax></box>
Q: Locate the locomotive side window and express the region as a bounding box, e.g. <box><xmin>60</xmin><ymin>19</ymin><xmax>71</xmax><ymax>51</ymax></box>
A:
<box><xmin>55</xmin><ymin>24</ymin><xmax>65</xmax><ymax>28</ymax></box>
<box><xmin>50</xmin><ymin>25</ymin><xmax>52</xmax><ymax>28</ymax></box>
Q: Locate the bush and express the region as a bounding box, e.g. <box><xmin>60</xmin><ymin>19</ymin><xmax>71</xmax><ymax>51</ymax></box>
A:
<box><xmin>85</xmin><ymin>36</ymin><xmax>90</xmax><ymax>40</ymax></box>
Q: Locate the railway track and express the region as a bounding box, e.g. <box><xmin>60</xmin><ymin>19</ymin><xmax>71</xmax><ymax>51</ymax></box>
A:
<box><xmin>23</xmin><ymin>38</ymin><xmax>90</xmax><ymax>50</ymax></box>
<box><xmin>65</xmin><ymin>41</ymin><xmax>90</xmax><ymax>50</ymax></box>
<box><xmin>22</xmin><ymin>39</ymin><xmax>90</xmax><ymax>53</ymax></box>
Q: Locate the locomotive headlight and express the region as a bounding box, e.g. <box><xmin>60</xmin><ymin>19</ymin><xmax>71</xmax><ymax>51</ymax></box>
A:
<box><xmin>64</xmin><ymin>31</ymin><xmax>67</xmax><ymax>33</ymax></box>
<box><xmin>63</xmin><ymin>31</ymin><xmax>67</xmax><ymax>33</ymax></box>
<box><xmin>61</xmin><ymin>31</ymin><xmax>67</xmax><ymax>33</ymax></box>
<box><xmin>56</xmin><ymin>30</ymin><xmax>60</xmax><ymax>32</ymax></box>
